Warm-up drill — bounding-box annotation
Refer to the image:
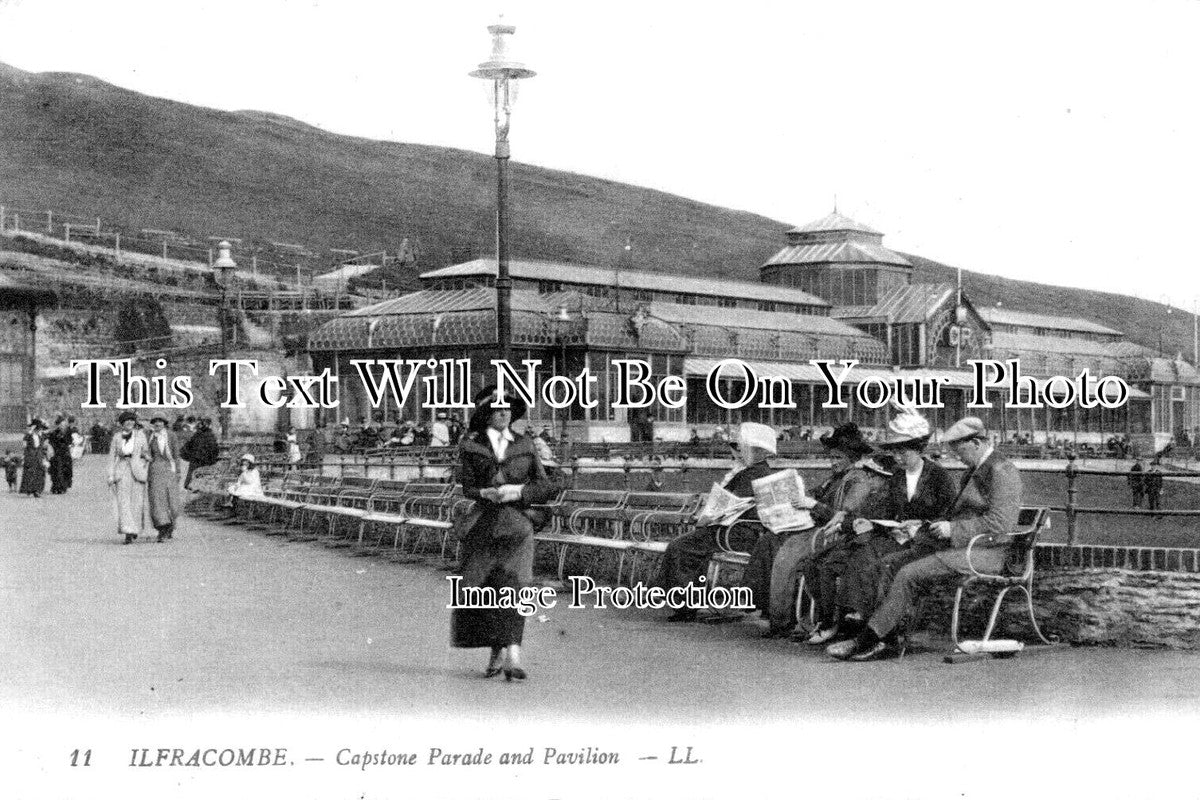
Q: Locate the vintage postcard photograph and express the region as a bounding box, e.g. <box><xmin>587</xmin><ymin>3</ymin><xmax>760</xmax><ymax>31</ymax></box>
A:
<box><xmin>2</xmin><ymin>1</ymin><xmax>1199</xmax><ymax>798</ymax></box>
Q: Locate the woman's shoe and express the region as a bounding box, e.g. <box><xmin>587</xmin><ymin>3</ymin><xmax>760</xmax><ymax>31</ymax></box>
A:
<box><xmin>503</xmin><ymin>666</ymin><xmax>527</xmax><ymax>682</ymax></box>
<box><xmin>123</xmin><ymin>534</ymin><xmax>134</xmax><ymax>545</ymax></box>
<box><xmin>804</xmin><ymin>626</ymin><xmax>839</xmax><ymax>645</ymax></box>
<box><xmin>484</xmin><ymin>649</ymin><xmax>504</xmax><ymax>678</ymax></box>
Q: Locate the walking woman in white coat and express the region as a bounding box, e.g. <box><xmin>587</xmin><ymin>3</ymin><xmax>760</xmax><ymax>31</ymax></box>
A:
<box><xmin>108</xmin><ymin>411</ymin><xmax>150</xmax><ymax>544</ymax></box>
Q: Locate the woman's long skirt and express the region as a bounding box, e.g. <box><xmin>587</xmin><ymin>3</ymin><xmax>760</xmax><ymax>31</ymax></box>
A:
<box><xmin>147</xmin><ymin>461</ymin><xmax>181</xmax><ymax>531</ymax></box>
<box><xmin>49</xmin><ymin>452</ymin><xmax>73</xmax><ymax>494</ymax></box>
<box><xmin>18</xmin><ymin>447</ymin><xmax>44</xmax><ymax>496</ymax></box>
<box><xmin>112</xmin><ymin>459</ymin><xmax>146</xmax><ymax>536</ymax></box>
<box><xmin>450</xmin><ymin>524</ymin><xmax>533</xmax><ymax>649</ymax></box>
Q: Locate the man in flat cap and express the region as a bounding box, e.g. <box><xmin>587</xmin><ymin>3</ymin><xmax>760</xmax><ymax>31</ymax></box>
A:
<box><xmin>654</xmin><ymin>422</ymin><xmax>782</xmax><ymax>622</ymax></box>
<box><xmin>829</xmin><ymin>416</ymin><xmax>1022</xmax><ymax>661</ymax></box>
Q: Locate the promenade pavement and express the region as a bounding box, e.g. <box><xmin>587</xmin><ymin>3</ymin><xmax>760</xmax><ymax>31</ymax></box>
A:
<box><xmin>2</xmin><ymin>457</ymin><xmax>1199</xmax><ymax>723</ymax></box>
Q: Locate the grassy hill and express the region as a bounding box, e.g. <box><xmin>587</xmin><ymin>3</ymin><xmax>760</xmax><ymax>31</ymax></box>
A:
<box><xmin>1</xmin><ymin>60</ymin><xmax>1194</xmax><ymax>358</ymax></box>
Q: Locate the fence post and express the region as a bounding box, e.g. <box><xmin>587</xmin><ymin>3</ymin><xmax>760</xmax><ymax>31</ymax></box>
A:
<box><xmin>163</xmin><ymin>240</ymin><xmax>168</xmax><ymax>260</ymax></box>
<box><xmin>13</xmin><ymin>213</ymin><xmax>19</xmax><ymax>231</ymax></box>
<box><xmin>1065</xmin><ymin>453</ymin><xmax>1078</xmax><ymax>546</ymax></box>
<box><xmin>114</xmin><ymin>232</ymin><xmax>121</xmax><ymax>261</ymax></box>
<box><xmin>46</xmin><ymin>209</ymin><xmax>53</xmax><ymax>233</ymax></box>
<box><xmin>0</xmin><ymin>205</ymin><xmax>5</xmax><ymax>231</ymax></box>
<box><xmin>622</xmin><ymin>456</ymin><xmax>632</xmax><ymax>491</ymax></box>
<box><xmin>95</xmin><ymin>217</ymin><xmax>101</xmax><ymax>235</ymax></box>
<box><xmin>570</xmin><ymin>457</ymin><xmax>580</xmax><ymax>489</ymax></box>
<box><xmin>65</xmin><ymin>223</ymin><xmax>71</xmax><ymax>243</ymax></box>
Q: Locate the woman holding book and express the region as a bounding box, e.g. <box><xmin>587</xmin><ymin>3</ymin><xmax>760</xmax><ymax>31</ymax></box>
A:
<box><xmin>820</xmin><ymin>410</ymin><xmax>957</xmax><ymax>643</ymax></box>
<box><xmin>451</xmin><ymin>386</ymin><xmax>558</xmax><ymax>682</ymax></box>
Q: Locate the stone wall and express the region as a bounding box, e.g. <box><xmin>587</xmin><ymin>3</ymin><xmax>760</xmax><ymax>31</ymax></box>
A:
<box><xmin>534</xmin><ymin>539</ymin><xmax>1200</xmax><ymax>650</ymax></box>
<box><xmin>1032</xmin><ymin>569</ymin><xmax>1200</xmax><ymax>649</ymax></box>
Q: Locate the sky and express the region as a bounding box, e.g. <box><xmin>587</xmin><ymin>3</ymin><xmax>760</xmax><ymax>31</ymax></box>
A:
<box><xmin>1</xmin><ymin>0</ymin><xmax>1198</xmax><ymax>309</ymax></box>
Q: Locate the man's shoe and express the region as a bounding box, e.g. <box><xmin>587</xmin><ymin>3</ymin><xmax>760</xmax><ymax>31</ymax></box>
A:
<box><xmin>828</xmin><ymin>629</ymin><xmax>881</xmax><ymax>660</ymax></box>
<box><xmin>667</xmin><ymin>608</ymin><xmax>698</xmax><ymax>623</ymax></box>
<box><xmin>826</xmin><ymin>637</ymin><xmax>858</xmax><ymax>659</ymax></box>
<box><xmin>848</xmin><ymin>640</ymin><xmax>891</xmax><ymax>662</ymax></box>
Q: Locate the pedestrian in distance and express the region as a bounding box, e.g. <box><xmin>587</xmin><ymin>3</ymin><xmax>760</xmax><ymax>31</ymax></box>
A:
<box><xmin>1145</xmin><ymin>461</ymin><xmax>1164</xmax><ymax>517</ymax></box>
<box><xmin>1128</xmin><ymin>459</ymin><xmax>1145</xmax><ymax>508</ymax></box>
<box><xmin>285</xmin><ymin>425</ymin><xmax>303</xmax><ymax>470</ymax></box>
<box><xmin>3</xmin><ymin>449</ymin><xmax>20</xmax><ymax>491</ymax></box>
<box><xmin>146</xmin><ymin>414</ymin><xmax>182</xmax><ymax>542</ymax></box>
<box><xmin>48</xmin><ymin>415</ymin><xmax>74</xmax><ymax>494</ymax></box>
<box><xmin>19</xmin><ymin>418</ymin><xmax>50</xmax><ymax>498</ymax></box>
<box><xmin>108</xmin><ymin>411</ymin><xmax>149</xmax><ymax>544</ymax></box>
<box><xmin>180</xmin><ymin>418</ymin><xmax>219</xmax><ymax>491</ymax></box>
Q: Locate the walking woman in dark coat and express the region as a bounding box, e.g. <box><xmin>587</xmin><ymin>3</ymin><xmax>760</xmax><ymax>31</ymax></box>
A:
<box><xmin>48</xmin><ymin>415</ymin><xmax>74</xmax><ymax>494</ymax></box>
<box><xmin>19</xmin><ymin>419</ymin><xmax>49</xmax><ymax>497</ymax></box>
<box><xmin>451</xmin><ymin>386</ymin><xmax>557</xmax><ymax>681</ymax></box>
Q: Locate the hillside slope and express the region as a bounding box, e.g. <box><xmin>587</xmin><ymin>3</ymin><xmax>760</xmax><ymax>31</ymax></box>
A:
<box><xmin>1</xmin><ymin>60</ymin><xmax>1194</xmax><ymax>358</ymax></box>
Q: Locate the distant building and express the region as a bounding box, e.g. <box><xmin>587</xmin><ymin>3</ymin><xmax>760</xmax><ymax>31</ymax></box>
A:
<box><xmin>308</xmin><ymin>212</ymin><xmax>1197</xmax><ymax>445</ymax></box>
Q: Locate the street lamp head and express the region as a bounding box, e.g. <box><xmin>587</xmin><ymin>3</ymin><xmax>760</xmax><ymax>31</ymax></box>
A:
<box><xmin>213</xmin><ymin>240</ymin><xmax>237</xmax><ymax>286</ymax></box>
<box><xmin>470</xmin><ymin>22</ymin><xmax>535</xmax><ymax>147</ymax></box>
<box><xmin>469</xmin><ymin>23</ymin><xmax>537</xmax><ymax>83</ymax></box>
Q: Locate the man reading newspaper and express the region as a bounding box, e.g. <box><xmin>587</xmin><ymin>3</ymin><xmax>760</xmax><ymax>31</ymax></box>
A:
<box><xmin>653</xmin><ymin>422</ymin><xmax>783</xmax><ymax>622</ymax></box>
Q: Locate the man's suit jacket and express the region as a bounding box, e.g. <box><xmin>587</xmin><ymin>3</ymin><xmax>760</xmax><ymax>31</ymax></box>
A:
<box><xmin>948</xmin><ymin>449</ymin><xmax>1022</xmax><ymax>549</ymax></box>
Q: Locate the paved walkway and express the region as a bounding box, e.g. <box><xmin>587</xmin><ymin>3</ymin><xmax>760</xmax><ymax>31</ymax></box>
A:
<box><xmin>6</xmin><ymin>458</ymin><xmax>1200</xmax><ymax>799</ymax></box>
<box><xmin>3</xmin><ymin>458</ymin><xmax>1199</xmax><ymax>724</ymax></box>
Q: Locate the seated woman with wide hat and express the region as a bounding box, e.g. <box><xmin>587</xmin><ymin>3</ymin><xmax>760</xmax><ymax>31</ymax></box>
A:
<box><xmin>764</xmin><ymin>422</ymin><xmax>891</xmax><ymax>638</ymax></box>
<box><xmin>817</xmin><ymin>408</ymin><xmax>957</xmax><ymax>648</ymax></box>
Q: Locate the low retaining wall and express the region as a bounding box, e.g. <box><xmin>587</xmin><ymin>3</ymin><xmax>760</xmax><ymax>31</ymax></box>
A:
<box><xmin>1032</xmin><ymin>568</ymin><xmax>1200</xmax><ymax>649</ymax></box>
<box><xmin>536</xmin><ymin>541</ymin><xmax>1200</xmax><ymax>650</ymax></box>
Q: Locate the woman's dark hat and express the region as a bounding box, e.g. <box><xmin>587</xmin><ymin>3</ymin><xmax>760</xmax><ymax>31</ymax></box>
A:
<box><xmin>30</xmin><ymin>417</ymin><xmax>46</xmax><ymax>430</ymax></box>
<box><xmin>117</xmin><ymin>411</ymin><xmax>138</xmax><ymax>424</ymax></box>
<box><xmin>468</xmin><ymin>385</ymin><xmax>528</xmax><ymax>433</ymax></box>
<box><xmin>820</xmin><ymin>422</ymin><xmax>873</xmax><ymax>457</ymax></box>
<box><xmin>149</xmin><ymin>414</ymin><xmax>169</xmax><ymax>425</ymax></box>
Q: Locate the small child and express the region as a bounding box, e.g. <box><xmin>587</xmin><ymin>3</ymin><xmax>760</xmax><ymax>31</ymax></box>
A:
<box><xmin>4</xmin><ymin>450</ymin><xmax>20</xmax><ymax>491</ymax></box>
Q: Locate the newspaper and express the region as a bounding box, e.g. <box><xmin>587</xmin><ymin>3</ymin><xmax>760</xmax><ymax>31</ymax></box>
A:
<box><xmin>694</xmin><ymin>483</ymin><xmax>754</xmax><ymax>527</ymax></box>
<box><xmin>751</xmin><ymin>469</ymin><xmax>815</xmax><ymax>535</ymax></box>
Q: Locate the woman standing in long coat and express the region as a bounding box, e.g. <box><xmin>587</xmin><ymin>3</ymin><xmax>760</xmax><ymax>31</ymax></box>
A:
<box><xmin>145</xmin><ymin>415</ymin><xmax>182</xmax><ymax>542</ymax></box>
<box><xmin>48</xmin><ymin>415</ymin><xmax>74</xmax><ymax>494</ymax></box>
<box><xmin>451</xmin><ymin>387</ymin><xmax>557</xmax><ymax>681</ymax></box>
<box><xmin>109</xmin><ymin>411</ymin><xmax>150</xmax><ymax>544</ymax></box>
<box><xmin>19</xmin><ymin>419</ymin><xmax>49</xmax><ymax>497</ymax></box>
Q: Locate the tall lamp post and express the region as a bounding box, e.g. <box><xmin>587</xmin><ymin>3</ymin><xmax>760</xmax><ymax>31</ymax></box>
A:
<box><xmin>213</xmin><ymin>240</ymin><xmax>237</xmax><ymax>437</ymax></box>
<box><xmin>471</xmin><ymin>22</ymin><xmax>535</xmax><ymax>363</ymax></box>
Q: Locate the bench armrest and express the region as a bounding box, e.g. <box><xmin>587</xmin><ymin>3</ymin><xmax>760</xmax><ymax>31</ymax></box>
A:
<box><xmin>964</xmin><ymin>533</ymin><xmax>1013</xmax><ymax>579</ymax></box>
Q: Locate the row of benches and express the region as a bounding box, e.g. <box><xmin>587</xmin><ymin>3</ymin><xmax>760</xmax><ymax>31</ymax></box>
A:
<box><xmin>186</xmin><ymin>465</ymin><xmax>708</xmax><ymax>576</ymax></box>
<box><xmin>188</xmin><ymin>463</ymin><xmax>1055</xmax><ymax>659</ymax></box>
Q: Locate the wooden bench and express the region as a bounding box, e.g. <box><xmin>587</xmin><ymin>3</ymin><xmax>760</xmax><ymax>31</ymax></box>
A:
<box><xmin>535</xmin><ymin>491</ymin><xmax>698</xmax><ymax>585</ymax></box>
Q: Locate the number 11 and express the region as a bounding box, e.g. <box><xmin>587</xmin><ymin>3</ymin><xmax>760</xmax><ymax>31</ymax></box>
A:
<box><xmin>69</xmin><ymin>749</ymin><xmax>92</xmax><ymax>767</ymax></box>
